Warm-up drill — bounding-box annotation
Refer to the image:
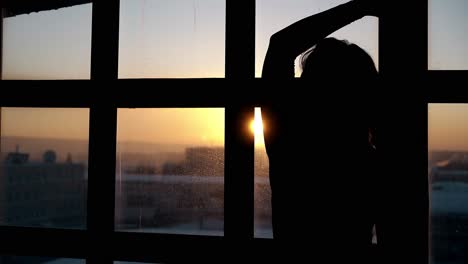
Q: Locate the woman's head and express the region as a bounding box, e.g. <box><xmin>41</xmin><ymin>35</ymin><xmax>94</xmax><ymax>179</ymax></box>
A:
<box><xmin>300</xmin><ymin>37</ymin><xmax>377</xmax><ymax>81</ymax></box>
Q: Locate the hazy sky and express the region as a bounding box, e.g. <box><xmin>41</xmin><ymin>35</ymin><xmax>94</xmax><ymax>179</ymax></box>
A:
<box><xmin>2</xmin><ymin>4</ymin><xmax>92</xmax><ymax>80</ymax></box>
<box><xmin>119</xmin><ymin>0</ymin><xmax>225</xmax><ymax>78</ymax></box>
<box><xmin>1</xmin><ymin>107</ymin><xmax>224</xmax><ymax>145</ymax></box>
<box><xmin>1</xmin><ymin>108</ymin><xmax>90</xmax><ymax>140</ymax></box>
<box><xmin>1</xmin><ymin>1</ymin><xmax>468</xmax><ymax>148</ymax></box>
<box><xmin>256</xmin><ymin>0</ymin><xmax>379</xmax><ymax>77</ymax></box>
<box><xmin>2</xmin><ymin>0</ymin><xmax>467</xmax><ymax>77</ymax></box>
<box><xmin>429</xmin><ymin>0</ymin><xmax>468</xmax><ymax>70</ymax></box>
<box><xmin>117</xmin><ymin>108</ymin><xmax>224</xmax><ymax>145</ymax></box>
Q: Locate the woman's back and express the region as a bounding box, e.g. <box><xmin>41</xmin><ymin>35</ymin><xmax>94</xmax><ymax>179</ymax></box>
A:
<box><xmin>261</xmin><ymin>1</ymin><xmax>381</xmax><ymax>260</ymax></box>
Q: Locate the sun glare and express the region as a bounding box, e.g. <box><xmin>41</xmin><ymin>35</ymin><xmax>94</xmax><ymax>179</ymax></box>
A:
<box><xmin>251</xmin><ymin>108</ymin><xmax>265</xmax><ymax>147</ymax></box>
<box><xmin>251</xmin><ymin>118</ymin><xmax>263</xmax><ymax>136</ymax></box>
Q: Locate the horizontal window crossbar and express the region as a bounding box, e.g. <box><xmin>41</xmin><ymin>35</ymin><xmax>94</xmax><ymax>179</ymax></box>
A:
<box><xmin>0</xmin><ymin>226</ymin><xmax>277</xmax><ymax>263</ymax></box>
<box><xmin>0</xmin><ymin>79</ymin><xmax>272</xmax><ymax>107</ymax></box>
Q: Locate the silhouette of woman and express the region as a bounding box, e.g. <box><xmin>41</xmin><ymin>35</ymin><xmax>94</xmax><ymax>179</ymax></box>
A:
<box><xmin>261</xmin><ymin>0</ymin><xmax>380</xmax><ymax>261</ymax></box>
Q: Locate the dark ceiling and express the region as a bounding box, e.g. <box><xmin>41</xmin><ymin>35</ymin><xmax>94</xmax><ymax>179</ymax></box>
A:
<box><xmin>3</xmin><ymin>0</ymin><xmax>92</xmax><ymax>18</ymax></box>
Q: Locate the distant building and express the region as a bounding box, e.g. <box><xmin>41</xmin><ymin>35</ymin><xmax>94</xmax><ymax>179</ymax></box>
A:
<box><xmin>5</xmin><ymin>146</ymin><xmax>29</xmax><ymax>165</ymax></box>
<box><xmin>0</xmin><ymin>150</ymin><xmax>87</xmax><ymax>228</ymax></box>
<box><xmin>430</xmin><ymin>159</ymin><xmax>468</xmax><ymax>183</ymax></box>
<box><xmin>429</xmin><ymin>152</ymin><xmax>468</xmax><ymax>263</ymax></box>
<box><xmin>185</xmin><ymin>147</ymin><xmax>224</xmax><ymax>177</ymax></box>
<box><xmin>115</xmin><ymin>173</ymin><xmax>224</xmax><ymax>230</ymax></box>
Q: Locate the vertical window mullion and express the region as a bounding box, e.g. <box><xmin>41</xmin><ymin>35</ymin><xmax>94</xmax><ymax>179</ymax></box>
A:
<box><xmin>378</xmin><ymin>1</ymin><xmax>428</xmax><ymax>263</ymax></box>
<box><xmin>225</xmin><ymin>106</ymin><xmax>255</xmax><ymax>238</ymax></box>
<box><xmin>1</xmin><ymin>9</ymin><xmax>3</xmax><ymax>160</ymax></box>
<box><xmin>91</xmin><ymin>0</ymin><xmax>120</xmax><ymax>81</ymax></box>
<box><xmin>225</xmin><ymin>0</ymin><xmax>256</xmax><ymax>243</ymax></box>
<box><xmin>87</xmin><ymin>1</ymin><xmax>120</xmax><ymax>264</ymax></box>
<box><xmin>379</xmin><ymin>1</ymin><xmax>428</xmax><ymax>73</ymax></box>
<box><xmin>226</xmin><ymin>0</ymin><xmax>255</xmax><ymax>79</ymax></box>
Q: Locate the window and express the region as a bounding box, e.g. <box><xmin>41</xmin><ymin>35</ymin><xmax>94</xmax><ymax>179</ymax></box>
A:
<box><xmin>428</xmin><ymin>104</ymin><xmax>468</xmax><ymax>264</ymax></box>
<box><xmin>0</xmin><ymin>0</ymin><xmax>442</xmax><ymax>264</ymax></box>
<box><xmin>2</xmin><ymin>4</ymin><xmax>92</xmax><ymax>79</ymax></box>
<box><xmin>0</xmin><ymin>107</ymin><xmax>89</xmax><ymax>229</ymax></box>
<box><xmin>256</xmin><ymin>0</ymin><xmax>379</xmax><ymax>77</ymax></box>
<box><xmin>115</xmin><ymin>108</ymin><xmax>224</xmax><ymax>236</ymax></box>
<box><xmin>429</xmin><ymin>0</ymin><xmax>468</xmax><ymax>70</ymax></box>
<box><xmin>118</xmin><ymin>0</ymin><xmax>225</xmax><ymax>78</ymax></box>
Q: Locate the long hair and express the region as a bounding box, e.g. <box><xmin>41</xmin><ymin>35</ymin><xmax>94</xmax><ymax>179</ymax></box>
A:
<box><xmin>299</xmin><ymin>37</ymin><xmax>378</xmax><ymax>149</ymax></box>
<box><xmin>300</xmin><ymin>37</ymin><xmax>377</xmax><ymax>80</ymax></box>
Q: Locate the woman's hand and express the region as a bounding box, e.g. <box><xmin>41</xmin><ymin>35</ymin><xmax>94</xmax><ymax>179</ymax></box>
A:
<box><xmin>353</xmin><ymin>0</ymin><xmax>381</xmax><ymax>17</ymax></box>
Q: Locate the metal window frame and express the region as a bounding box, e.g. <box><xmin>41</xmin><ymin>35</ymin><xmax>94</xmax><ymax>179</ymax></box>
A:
<box><xmin>0</xmin><ymin>0</ymin><xmax>459</xmax><ymax>263</ymax></box>
<box><xmin>378</xmin><ymin>1</ymin><xmax>429</xmax><ymax>263</ymax></box>
<box><xmin>0</xmin><ymin>0</ymin><xmax>257</xmax><ymax>263</ymax></box>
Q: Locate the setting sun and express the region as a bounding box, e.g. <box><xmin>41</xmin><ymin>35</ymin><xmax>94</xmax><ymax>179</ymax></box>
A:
<box><xmin>251</xmin><ymin>108</ymin><xmax>266</xmax><ymax>147</ymax></box>
<box><xmin>250</xmin><ymin>117</ymin><xmax>264</xmax><ymax>137</ymax></box>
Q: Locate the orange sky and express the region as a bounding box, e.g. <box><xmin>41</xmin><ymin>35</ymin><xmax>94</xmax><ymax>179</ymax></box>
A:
<box><xmin>428</xmin><ymin>104</ymin><xmax>468</xmax><ymax>151</ymax></box>
<box><xmin>2</xmin><ymin>105</ymin><xmax>468</xmax><ymax>152</ymax></box>
<box><xmin>1</xmin><ymin>108</ymin><xmax>226</xmax><ymax>146</ymax></box>
<box><xmin>1</xmin><ymin>3</ymin><xmax>467</xmax><ymax>151</ymax></box>
<box><xmin>1</xmin><ymin>107</ymin><xmax>90</xmax><ymax>140</ymax></box>
<box><xmin>0</xmin><ymin>107</ymin><xmax>269</xmax><ymax>147</ymax></box>
<box><xmin>117</xmin><ymin>108</ymin><xmax>224</xmax><ymax>146</ymax></box>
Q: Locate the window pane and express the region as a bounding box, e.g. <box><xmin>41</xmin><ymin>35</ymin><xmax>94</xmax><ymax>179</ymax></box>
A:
<box><xmin>428</xmin><ymin>104</ymin><xmax>468</xmax><ymax>264</ymax></box>
<box><xmin>253</xmin><ymin>108</ymin><xmax>273</xmax><ymax>238</ymax></box>
<box><xmin>0</xmin><ymin>108</ymin><xmax>89</xmax><ymax>229</ymax></box>
<box><xmin>2</xmin><ymin>4</ymin><xmax>92</xmax><ymax>79</ymax></box>
<box><xmin>0</xmin><ymin>256</ymin><xmax>84</xmax><ymax>264</ymax></box>
<box><xmin>115</xmin><ymin>109</ymin><xmax>224</xmax><ymax>236</ymax></box>
<box><xmin>429</xmin><ymin>0</ymin><xmax>468</xmax><ymax>70</ymax></box>
<box><xmin>256</xmin><ymin>0</ymin><xmax>379</xmax><ymax>77</ymax></box>
<box><xmin>118</xmin><ymin>0</ymin><xmax>225</xmax><ymax>78</ymax></box>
